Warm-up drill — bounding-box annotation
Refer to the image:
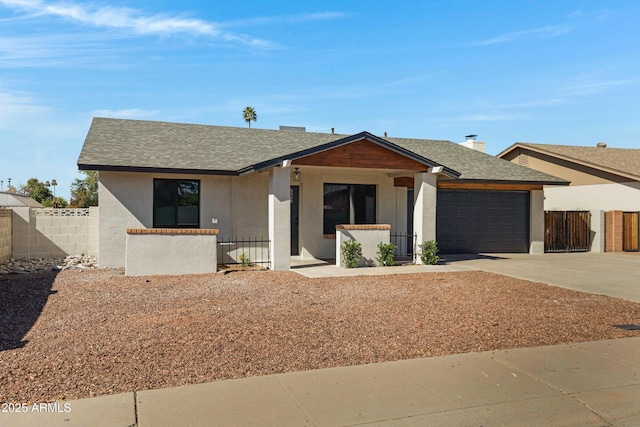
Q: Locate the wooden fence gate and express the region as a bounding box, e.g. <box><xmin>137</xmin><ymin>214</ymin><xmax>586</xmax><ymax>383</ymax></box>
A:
<box><xmin>545</xmin><ymin>211</ymin><xmax>591</xmax><ymax>252</ymax></box>
<box><xmin>623</xmin><ymin>212</ymin><xmax>639</xmax><ymax>252</ymax></box>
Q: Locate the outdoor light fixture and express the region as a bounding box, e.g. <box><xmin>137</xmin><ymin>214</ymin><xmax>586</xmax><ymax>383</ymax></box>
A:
<box><xmin>293</xmin><ymin>167</ymin><xmax>302</xmax><ymax>182</ymax></box>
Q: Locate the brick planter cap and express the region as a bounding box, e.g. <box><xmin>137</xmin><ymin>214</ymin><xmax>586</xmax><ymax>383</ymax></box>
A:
<box><xmin>335</xmin><ymin>224</ymin><xmax>391</xmax><ymax>230</ymax></box>
<box><xmin>126</xmin><ymin>228</ymin><xmax>219</xmax><ymax>235</ymax></box>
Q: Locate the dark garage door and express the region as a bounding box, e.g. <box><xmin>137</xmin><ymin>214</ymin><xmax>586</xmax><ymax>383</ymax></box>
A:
<box><xmin>437</xmin><ymin>190</ymin><xmax>529</xmax><ymax>254</ymax></box>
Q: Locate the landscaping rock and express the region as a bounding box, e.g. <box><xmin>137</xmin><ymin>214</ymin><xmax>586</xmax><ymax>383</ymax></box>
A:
<box><xmin>0</xmin><ymin>255</ymin><xmax>99</xmax><ymax>274</ymax></box>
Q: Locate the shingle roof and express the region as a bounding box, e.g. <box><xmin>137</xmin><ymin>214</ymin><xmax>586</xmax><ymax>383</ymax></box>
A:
<box><xmin>78</xmin><ymin>117</ymin><xmax>567</xmax><ymax>184</ymax></box>
<box><xmin>500</xmin><ymin>143</ymin><xmax>640</xmax><ymax>181</ymax></box>
<box><xmin>386</xmin><ymin>137</ymin><xmax>565</xmax><ymax>183</ymax></box>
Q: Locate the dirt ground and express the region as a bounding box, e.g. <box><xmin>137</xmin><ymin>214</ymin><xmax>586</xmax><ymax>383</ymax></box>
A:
<box><xmin>1</xmin><ymin>268</ymin><xmax>639</xmax><ymax>404</ymax></box>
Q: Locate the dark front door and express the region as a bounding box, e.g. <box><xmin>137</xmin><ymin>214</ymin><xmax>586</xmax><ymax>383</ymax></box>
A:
<box><xmin>291</xmin><ymin>186</ymin><xmax>300</xmax><ymax>255</ymax></box>
<box><xmin>407</xmin><ymin>189</ymin><xmax>415</xmax><ymax>255</ymax></box>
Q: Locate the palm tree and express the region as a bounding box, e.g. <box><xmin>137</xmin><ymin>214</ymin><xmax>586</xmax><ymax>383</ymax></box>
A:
<box><xmin>242</xmin><ymin>106</ymin><xmax>257</xmax><ymax>128</ymax></box>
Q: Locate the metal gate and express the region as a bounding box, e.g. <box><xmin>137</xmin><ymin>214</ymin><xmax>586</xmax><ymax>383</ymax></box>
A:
<box><xmin>544</xmin><ymin>211</ymin><xmax>591</xmax><ymax>252</ymax></box>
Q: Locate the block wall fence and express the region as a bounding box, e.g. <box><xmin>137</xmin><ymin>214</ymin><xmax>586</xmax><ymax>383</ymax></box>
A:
<box><xmin>10</xmin><ymin>207</ymin><xmax>98</xmax><ymax>260</ymax></box>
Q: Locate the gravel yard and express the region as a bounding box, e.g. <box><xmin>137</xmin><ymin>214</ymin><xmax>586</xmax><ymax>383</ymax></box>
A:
<box><xmin>1</xmin><ymin>268</ymin><xmax>639</xmax><ymax>404</ymax></box>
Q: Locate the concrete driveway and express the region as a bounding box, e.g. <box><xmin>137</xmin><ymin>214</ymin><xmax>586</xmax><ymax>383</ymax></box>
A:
<box><xmin>443</xmin><ymin>252</ymin><xmax>640</xmax><ymax>303</ymax></box>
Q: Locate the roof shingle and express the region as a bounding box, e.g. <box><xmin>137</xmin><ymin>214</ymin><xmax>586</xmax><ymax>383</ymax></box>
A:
<box><xmin>78</xmin><ymin>117</ymin><xmax>567</xmax><ymax>185</ymax></box>
<box><xmin>504</xmin><ymin>143</ymin><xmax>640</xmax><ymax>181</ymax></box>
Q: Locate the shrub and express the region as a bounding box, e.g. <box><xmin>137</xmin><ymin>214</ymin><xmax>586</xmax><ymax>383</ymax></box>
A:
<box><xmin>238</xmin><ymin>253</ymin><xmax>251</xmax><ymax>267</ymax></box>
<box><xmin>418</xmin><ymin>240</ymin><xmax>440</xmax><ymax>265</ymax></box>
<box><xmin>341</xmin><ymin>239</ymin><xmax>362</xmax><ymax>268</ymax></box>
<box><xmin>376</xmin><ymin>242</ymin><xmax>397</xmax><ymax>266</ymax></box>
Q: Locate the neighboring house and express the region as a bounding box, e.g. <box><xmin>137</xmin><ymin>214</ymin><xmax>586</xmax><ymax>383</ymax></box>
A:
<box><xmin>498</xmin><ymin>142</ymin><xmax>640</xmax><ymax>252</ymax></box>
<box><xmin>78</xmin><ymin>118</ymin><xmax>568</xmax><ymax>270</ymax></box>
<box><xmin>0</xmin><ymin>191</ymin><xmax>44</xmax><ymax>208</ymax></box>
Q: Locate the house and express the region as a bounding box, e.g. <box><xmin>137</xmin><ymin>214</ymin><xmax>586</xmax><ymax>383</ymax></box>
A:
<box><xmin>498</xmin><ymin>142</ymin><xmax>640</xmax><ymax>252</ymax></box>
<box><xmin>0</xmin><ymin>191</ymin><xmax>44</xmax><ymax>208</ymax></box>
<box><xmin>77</xmin><ymin>118</ymin><xmax>568</xmax><ymax>272</ymax></box>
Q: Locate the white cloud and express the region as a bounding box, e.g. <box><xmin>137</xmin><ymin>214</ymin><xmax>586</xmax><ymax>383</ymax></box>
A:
<box><xmin>0</xmin><ymin>88</ymin><xmax>50</xmax><ymax>127</ymax></box>
<box><xmin>222</xmin><ymin>11</ymin><xmax>349</xmax><ymax>27</ymax></box>
<box><xmin>560</xmin><ymin>79</ymin><xmax>634</xmax><ymax>97</ymax></box>
<box><xmin>0</xmin><ymin>0</ymin><xmax>273</xmax><ymax>47</ymax></box>
<box><xmin>473</xmin><ymin>25</ymin><xmax>571</xmax><ymax>46</ymax></box>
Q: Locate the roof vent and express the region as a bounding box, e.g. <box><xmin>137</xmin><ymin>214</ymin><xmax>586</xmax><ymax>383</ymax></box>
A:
<box><xmin>597</xmin><ymin>142</ymin><xmax>607</xmax><ymax>148</ymax></box>
<box><xmin>279</xmin><ymin>126</ymin><xmax>306</xmax><ymax>132</ymax></box>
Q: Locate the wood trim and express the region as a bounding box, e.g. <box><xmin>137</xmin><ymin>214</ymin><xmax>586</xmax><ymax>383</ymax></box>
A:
<box><xmin>395</xmin><ymin>178</ymin><xmax>544</xmax><ymax>190</ymax></box>
<box><xmin>437</xmin><ymin>182</ymin><xmax>543</xmax><ymax>191</ymax></box>
<box><xmin>127</xmin><ymin>228</ymin><xmax>219</xmax><ymax>235</ymax></box>
<box><xmin>293</xmin><ymin>139</ymin><xmax>427</xmax><ymax>170</ymax></box>
<box><xmin>394</xmin><ymin>176</ymin><xmax>414</xmax><ymax>187</ymax></box>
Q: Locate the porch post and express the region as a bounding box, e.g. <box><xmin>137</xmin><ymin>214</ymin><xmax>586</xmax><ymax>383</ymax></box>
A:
<box><xmin>269</xmin><ymin>166</ymin><xmax>291</xmax><ymax>270</ymax></box>
<box><xmin>529</xmin><ymin>189</ymin><xmax>544</xmax><ymax>254</ymax></box>
<box><xmin>413</xmin><ymin>171</ymin><xmax>437</xmax><ymax>264</ymax></box>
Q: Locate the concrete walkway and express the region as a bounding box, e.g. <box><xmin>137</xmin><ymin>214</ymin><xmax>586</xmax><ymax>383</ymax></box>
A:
<box><xmin>3</xmin><ymin>337</ymin><xmax>639</xmax><ymax>426</ymax></box>
<box><xmin>291</xmin><ymin>258</ymin><xmax>463</xmax><ymax>278</ymax></box>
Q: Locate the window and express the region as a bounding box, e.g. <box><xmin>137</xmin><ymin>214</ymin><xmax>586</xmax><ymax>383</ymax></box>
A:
<box><xmin>153</xmin><ymin>179</ymin><xmax>200</xmax><ymax>228</ymax></box>
<box><xmin>323</xmin><ymin>183</ymin><xmax>376</xmax><ymax>234</ymax></box>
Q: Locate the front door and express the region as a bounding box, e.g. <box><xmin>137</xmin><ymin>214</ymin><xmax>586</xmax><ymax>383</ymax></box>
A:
<box><xmin>291</xmin><ymin>186</ymin><xmax>300</xmax><ymax>255</ymax></box>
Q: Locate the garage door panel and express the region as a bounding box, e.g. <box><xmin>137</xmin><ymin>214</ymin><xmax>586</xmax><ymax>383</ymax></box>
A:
<box><xmin>437</xmin><ymin>190</ymin><xmax>529</xmax><ymax>254</ymax></box>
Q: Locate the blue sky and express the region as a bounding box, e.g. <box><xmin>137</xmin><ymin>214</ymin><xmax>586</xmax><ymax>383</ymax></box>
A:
<box><xmin>1</xmin><ymin>0</ymin><xmax>639</xmax><ymax>200</ymax></box>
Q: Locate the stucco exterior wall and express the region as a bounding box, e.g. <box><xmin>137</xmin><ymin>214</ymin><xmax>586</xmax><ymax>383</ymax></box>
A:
<box><xmin>543</xmin><ymin>184</ymin><xmax>640</xmax><ymax>253</ymax></box>
<box><xmin>529</xmin><ymin>190</ymin><xmax>544</xmax><ymax>254</ymax></box>
<box><xmin>125</xmin><ymin>229</ymin><xmax>218</xmax><ymax>276</ymax></box>
<box><xmin>336</xmin><ymin>225</ymin><xmax>391</xmax><ymax>267</ymax></box>
<box><xmin>99</xmin><ymin>171</ymin><xmax>234</xmax><ymax>268</ymax></box>
<box><xmin>99</xmin><ymin>170</ymin><xmax>273</xmax><ymax>268</ymax></box>
<box><xmin>544</xmin><ymin>182</ymin><xmax>640</xmax><ymax>212</ymax></box>
<box><xmin>0</xmin><ymin>209</ymin><xmax>11</xmax><ymax>261</ymax></box>
<box><xmin>295</xmin><ymin>166</ymin><xmax>401</xmax><ymax>260</ymax></box>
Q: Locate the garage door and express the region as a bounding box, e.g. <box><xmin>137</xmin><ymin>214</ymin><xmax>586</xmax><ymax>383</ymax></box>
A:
<box><xmin>436</xmin><ymin>190</ymin><xmax>529</xmax><ymax>254</ymax></box>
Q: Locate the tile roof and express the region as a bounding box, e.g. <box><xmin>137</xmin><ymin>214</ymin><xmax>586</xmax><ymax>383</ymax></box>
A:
<box><xmin>503</xmin><ymin>143</ymin><xmax>640</xmax><ymax>181</ymax></box>
<box><xmin>78</xmin><ymin>117</ymin><xmax>567</xmax><ymax>184</ymax></box>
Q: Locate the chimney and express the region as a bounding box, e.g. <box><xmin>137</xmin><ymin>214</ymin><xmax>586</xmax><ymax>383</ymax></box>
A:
<box><xmin>331</xmin><ymin>128</ymin><xmax>335</xmax><ymax>135</ymax></box>
<box><xmin>384</xmin><ymin>132</ymin><xmax>387</xmax><ymax>138</ymax></box>
<box><xmin>460</xmin><ymin>134</ymin><xmax>486</xmax><ymax>153</ymax></box>
<box><xmin>597</xmin><ymin>142</ymin><xmax>607</xmax><ymax>148</ymax></box>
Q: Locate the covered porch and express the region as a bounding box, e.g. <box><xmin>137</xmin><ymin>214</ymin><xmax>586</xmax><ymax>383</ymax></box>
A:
<box><xmin>265</xmin><ymin>133</ymin><xmax>457</xmax><ymax>270</ymax></box>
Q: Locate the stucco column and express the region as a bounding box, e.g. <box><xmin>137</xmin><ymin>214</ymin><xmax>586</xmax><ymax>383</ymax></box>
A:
<box><xmin>590</xmin><ymin>210</ymin><xmax>605</xmax><ymax>253</ymax></box>
<box><xmin>529</xmin><ymin>189</ymin><xmax>544</xmax><ymax>254</ymax></box>
<box><xmin>269</xmin><ymin>166</ymin><xmax>291</xmax><ymax>270</ymax></box>
<box><xmin>413</xmin><ymin>171</ymin><xmax>437</xmax><ymax>264</ymax></box>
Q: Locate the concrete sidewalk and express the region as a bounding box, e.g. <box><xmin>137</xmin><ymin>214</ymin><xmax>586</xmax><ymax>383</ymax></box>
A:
<box><xmin>3</xmin><ymin>337</ymin><xmax>639</xmax><ymax>427</ymax></box>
